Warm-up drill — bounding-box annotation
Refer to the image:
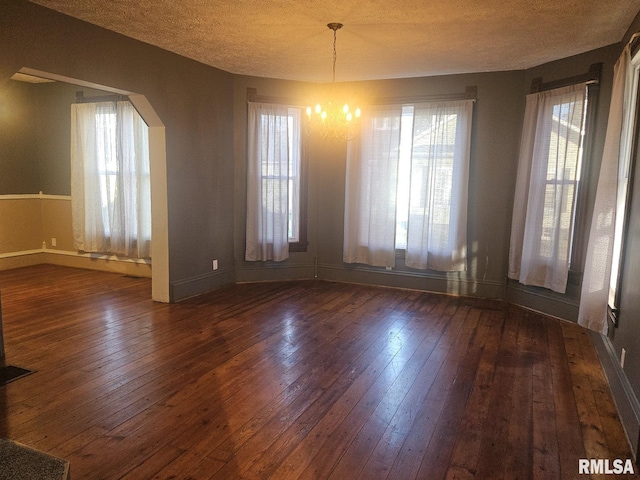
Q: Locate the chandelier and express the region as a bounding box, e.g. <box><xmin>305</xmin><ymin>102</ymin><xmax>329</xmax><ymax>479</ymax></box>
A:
<box><xmin>306</xmin><ymin>23</ymin><xmax>361</xmax><ymax>141</ymax></box>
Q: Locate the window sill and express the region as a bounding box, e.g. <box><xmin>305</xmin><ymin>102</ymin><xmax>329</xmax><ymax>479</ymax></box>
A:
<box><xmin>289</xmin><ymin>242</ymin><xmax>308</xmax><ymax>253</ymax></box>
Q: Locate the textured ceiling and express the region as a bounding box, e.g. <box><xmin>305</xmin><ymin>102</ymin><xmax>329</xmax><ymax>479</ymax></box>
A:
<box><xmin>28</xmin><ymin>0</ymin><xmax>640</xmax><ymax>82</ymax></box>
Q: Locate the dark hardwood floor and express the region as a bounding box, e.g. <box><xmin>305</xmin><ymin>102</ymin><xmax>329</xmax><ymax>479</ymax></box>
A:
<box><xmin>0</xmin><ymin>264</ymin><xmax>636</xmax><ymax>479</ymax></box>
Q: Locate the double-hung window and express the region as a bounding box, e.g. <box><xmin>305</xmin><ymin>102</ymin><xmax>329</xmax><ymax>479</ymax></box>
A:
<box><xmin>343</xmin><ymin>98</ymin><xmax>473</xmax><ymax>271</ymax></box>
<box><xmin>509</xmin><ymin>68</ymin><xmax>599</xmax><ymax>293</ymax></box>
<box><xmin>245</xmin><ymin>102</ymin><xmax>306</xmax><ymax>261</ymax></box>
<box><xmin>579</xmin><ymin>52</ymin><xmax>638</xmax><ymax>332</ymax></box>
<box><xmin>71</xmin><ymin>100</ymin><xmax>151</xmax><ymax>259</ymax></box>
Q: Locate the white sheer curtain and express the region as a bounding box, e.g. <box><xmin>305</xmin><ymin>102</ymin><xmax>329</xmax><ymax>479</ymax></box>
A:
<box><xmin>405</xmin><ymin>101</ymin><xmax>473</xmax><ymax>271</ymax></box>
<box><xmin>509</xmin><ymin>83</ymin><xmax>587</xmax><ymax>293</ymax></box>
<box><xmin>344</xmin><ymin>100</ymin><xmax>472</xmax><ymax>270</ymax></box>
<box><xmin>343</xmin><ymin>104</ymin><xmax>402</xmax><ymax>268</ymax></box>
<box><xmin>245</xmin><ymin>102</ymin><xmax>294</xmax><ymax>261</ymax></box>
<box><xmin>71</xmin><ymin>101</ymin><xmax>151</xmax><ymax>259</ymax></box>
<box><xmin>579</xmin><ymin>46</ymin><xmax>639</xmax><ymax>333</ymax></box>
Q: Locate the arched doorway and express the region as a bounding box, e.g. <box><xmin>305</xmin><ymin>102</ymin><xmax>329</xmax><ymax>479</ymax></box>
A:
<box><xmin>0</xmin><ymin>68</ymin><xmax>169</xmax><ymax>304</ymax></box>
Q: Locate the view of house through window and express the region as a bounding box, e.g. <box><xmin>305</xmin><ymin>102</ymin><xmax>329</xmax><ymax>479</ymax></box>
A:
<box><xmin>395</xmin><ymin>105</ymin><xmax>462</xmax><ymax>251</ymax></box>
<box><xmin>257</xmin><ymin>107</ymin><xmax>301</xmax><ymax>244</ymax></box>
<box><xmin>509</xmin><ymin>81</ymin><xmax>591</xmax><ymax>293</ymax></box>
<box><xmin>540</xmin><ymin>93</ymin><xmax>588</xmax><ymax>265</ymax></box>
<box><xmin>344</xmin><ymin>99</ymin><xmax>473</xmax><ymax>271</ymax></box>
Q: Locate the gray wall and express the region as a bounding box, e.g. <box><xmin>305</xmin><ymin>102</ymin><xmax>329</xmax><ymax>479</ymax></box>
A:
<box><xmin>234</xmin><ymin>51</ymin><xmax>621</xmax><ymax>321</ymax></box>
<box><xmin>611</xmin><ymin>130</ymin><xmax>640</xmax><ymax>455</ymax></box>
<box><xmin>0</xmin><ymin>80</ymin><xmax>113</xmax><ymax>196</ymax></box>
<box><xmin>0</xmin><ymin>79</ymin><xmax>39</xmax><ymax>194</ymax></box>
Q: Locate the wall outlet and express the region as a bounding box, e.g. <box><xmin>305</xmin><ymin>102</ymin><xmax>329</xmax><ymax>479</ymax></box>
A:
<box><xmin>212</xmin><ymin>259</ymin><xmax>218</xmax><ymax>270</ymax></box>
<box><xmin>51</xmin><ymin>237</ymin><xmax>57</xmax><ymax>247</ymax></box>
<box><xmin>621</xmin><ymin>348</ymin><xmax>627</xmax><ymax>368</ymax></box>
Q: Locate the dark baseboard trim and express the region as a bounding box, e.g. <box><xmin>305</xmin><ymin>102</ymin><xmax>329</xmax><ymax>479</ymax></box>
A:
<box><xmin>316</xmin><ymin>263</ymin><xmax>504</xmax><ymax>299</ymax></box>
<box><xmin>590</xmin><ymin>330</ymin><xmax>640</xmax><ymax>460</ymax></box>
<box><xmin>170</xmin><ymin>268</ymin><xmax>235</xmax><ymax>302</ymax></box>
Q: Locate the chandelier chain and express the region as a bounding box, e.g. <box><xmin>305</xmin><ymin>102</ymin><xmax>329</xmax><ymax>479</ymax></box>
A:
<box><xmin>305</xmin><ymin>22</ymin><xmax>360</xmax><ymax>142</ymax></box>
<box><xmin>332</xmin><ymin>28</ymin><xmax>337</xmax><ymax>83</ymax></box>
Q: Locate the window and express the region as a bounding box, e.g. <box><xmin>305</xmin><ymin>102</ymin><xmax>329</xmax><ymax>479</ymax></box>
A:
<box><xmin>540</xmin><ymin>92</ymin><xmax>587</xmax><ymax>262</ymax></box>
<box><xmin>71</xmin><ymin>100</ymin><xmax>151</xmax><ymax>259</ymax></box>
<box><xmin>579</xmin><ymin>51</ymin><xmax>639</xmax><ymax>332</ymax></box>
<box><xmin>509</xmin><ymin>68</ymin><xmax>600</xmax><ymax>294</ymax></box>
<box><xmin>606</xmin><ymin>55</ymin><xmax>640</xmax><ymax>323</ymax></box>
<box><xmin>344</xmin><ymin>99</ymin><xmax>473</xmax><ymax>271</ymax></box>
<box><xmin>245</xmin><ymin>102</ymin><xmax>307</xmax><ymax>261</ymax></box>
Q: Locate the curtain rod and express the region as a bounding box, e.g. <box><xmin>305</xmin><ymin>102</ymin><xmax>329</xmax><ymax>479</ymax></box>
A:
<box><xmin>75</xmin><ymin>91</ymin><xmax>129</xmax><ymax>104</ymax></box>
<box><xmin>629</xmin><ymin>32</ymin><xmax>640</xmax><ymax>56</ymax></box>
<box><xmin>246</xmin><ymin>86</ymin><xmax>477</xmax><ymax>108</ymax></box>
<box><xmin>370</xmin><ymin>86</ymin><xmax>477</xmax><ymax>106</ymax></box>
<box><xmin>530</xmin><ymin>63</ymin><xmax>601</xmax><ymax>93</ymax></box>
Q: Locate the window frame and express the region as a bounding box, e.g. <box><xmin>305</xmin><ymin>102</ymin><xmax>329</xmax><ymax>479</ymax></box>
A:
<box><xmin>71</xmin><ymin>97</ymin><xmax>152</xmax><ymax>258</ymax></box>
<box><xmin>288</xmin><ymin>117</ymin><xmax>308</xmax><ymax>252</ymax></box>
<box><xmin>608</xmin><ymin>47</ymin><xmax>640</xmax><ymax>325</ymax></box>
<box><xmin>246</xmin><ymin>88</ymin><xmax>308</xmax><ymax>253</ymax></box>
<box><xmin>370</xmin><ymin>87</ymin><xmax>477</xmax><ymax>258</ymax></box>
<box><xmin>529</xmin><ymin>63</ymin><xmax>601</xmax><ymax>282</ymax></box>
<box><xmin>343</xmin><ymin>89</ymin><xmax>475</xmax><ymax>271</ymax></box>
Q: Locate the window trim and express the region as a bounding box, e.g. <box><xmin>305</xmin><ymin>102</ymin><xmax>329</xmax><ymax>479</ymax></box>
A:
<box><xmin>343</xmin><ymin>93</ymin><xmax>477</xmax><ymax>271</ymax></box>
<box><xmin>71</xmin><ymin>99</ymin><xmax>152</xmax><ymax>258</ymax></box>
<box><xmin>529</xmin><ymin>63</ymin><xmax>602</xmax><ymax>277</ymax></box>
<box><xmin>288</xmin><ymin>132</ymin><xmax>309</xmax><ymax>252</ymax></box>
<box><xmin>369</xmin><ymin>86</ymin><xmax>478</xmax><ymax>256</ymax></box>
<box><xmin>246</xmin><ymin>88</ymin><xmax>308</xmax><ymax>253</ymax></box>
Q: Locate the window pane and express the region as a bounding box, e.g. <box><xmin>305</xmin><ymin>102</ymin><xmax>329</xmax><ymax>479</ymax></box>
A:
<box><xmin>257</xmin><ymin>108</ymin><xmax>301</xmax><ymax>243</ymax></box>
<box><xmin>395</xmin><ymin>105</ymin><xmax>463</xmax><ymax>251</ymax></box>
<box><xmin>395</xmin><ymin>106</ymin><xmax>414</xmax><ymax>249</ymax></box>
<box><xmin>407</xmin><ymin>109</ymin><xmax>458</xmax><ymax>248</ymax></box>
<box><xmin>539</xmin><ymin>92</ymin><xmax>586</xmax><ymax>264</ymax></box>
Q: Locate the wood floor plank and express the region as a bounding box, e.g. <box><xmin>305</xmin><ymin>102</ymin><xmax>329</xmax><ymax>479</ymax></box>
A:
<box><xmin>416</xmin><ymin>309</ymin><xmax>495</xmax><ymax>480</ymax></box>
<box><xmin>531</xmin><ymin>316</ymin><xmax>562</xmax><ymax>480</ymax></box>
<box><xmin>0</xmin><ymin>265</ymin><xmax>637</xmax><ymax>479</ymax></box>
<box><xmin>444</xmin><ymin>309</ymin><xmax>505</xmax><ymax>480</ymax></box>
<box><xmin>473</xmin><ymin>307</ymin><xmax>522</xmax><ymax>480</ymax></box>
<box><xmin>547</xmin><ymin>319</ymin><xmax>590</xmax><ymax>479</ymax></box>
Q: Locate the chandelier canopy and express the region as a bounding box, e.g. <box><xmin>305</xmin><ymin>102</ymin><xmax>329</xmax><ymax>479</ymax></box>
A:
<box><xmin>306</xmin><ymin>23</ymin><xmax>361</xmax><ymax>142</ymax></box>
